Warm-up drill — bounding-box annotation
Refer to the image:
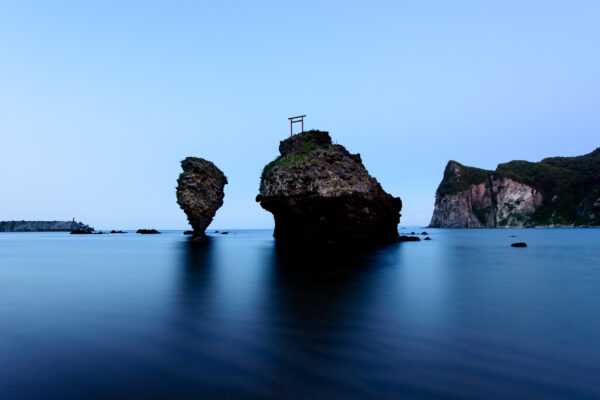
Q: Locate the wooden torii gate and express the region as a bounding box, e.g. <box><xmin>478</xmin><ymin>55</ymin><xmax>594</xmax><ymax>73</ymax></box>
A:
<box><xmin>288</xmin><ymin>115</ymin><xmax>306</xmax><ymax>137</ymax></box>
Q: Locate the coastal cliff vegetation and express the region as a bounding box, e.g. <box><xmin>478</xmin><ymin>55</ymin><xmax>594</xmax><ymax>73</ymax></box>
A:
<box><xmin>431</xmin><ymin>148</ymin><xmax>600</xmax><ymax>227</ymax></box>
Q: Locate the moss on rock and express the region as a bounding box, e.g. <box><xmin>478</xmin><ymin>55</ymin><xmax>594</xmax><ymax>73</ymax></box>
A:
<box><xmin>176</xmin><ymin>157</ymin><xmax>227</xmax><ymax>239</ymax></box>
<box><xmin>257</xmin><ymin>130</ymin><xmax>402</xmax><ymax>242</ymax></box>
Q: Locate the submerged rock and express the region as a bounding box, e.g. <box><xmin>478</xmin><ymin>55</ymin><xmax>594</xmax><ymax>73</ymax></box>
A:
<box><xmin>176</xmin><ymin>157</ymin><xmax>227</xmax><ymax>240</ymax></box>
<box><xmin>257</xmin><ymin>130</ymin><xmax>402</xmax><ymax>243</ymax></box>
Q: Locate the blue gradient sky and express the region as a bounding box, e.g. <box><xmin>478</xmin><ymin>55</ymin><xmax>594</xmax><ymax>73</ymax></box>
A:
<box><xmin>1</xmin><ymin>1</ymin><xmax>599</xmax><ymax>229</ymax></box>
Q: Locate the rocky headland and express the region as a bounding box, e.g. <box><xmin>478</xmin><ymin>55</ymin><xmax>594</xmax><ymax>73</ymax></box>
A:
<box><xmin>256</xmin><ymin>130</ymin><xmax>402</xmax><ymax>243</ymax></box>
<box><xmin>430</xmin><ymin>148</ymin><xmax>600</xmax><ymax>227</ymax></box>
<box><xmin>176</xmin><ymin>157</ymin><xmax>227</xmax><ymax>240</ymax></box>
<box><xmin>0</xmin><ymin>220</ymin><xmax>94</xmax><ymax>232</ymax></box>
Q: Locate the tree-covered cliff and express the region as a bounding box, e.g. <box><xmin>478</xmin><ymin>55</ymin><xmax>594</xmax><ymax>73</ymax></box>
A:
<box><xmin>431</xmin><ymin>148</ymin><xmax>600</xmax><ymax>227</ymax></box>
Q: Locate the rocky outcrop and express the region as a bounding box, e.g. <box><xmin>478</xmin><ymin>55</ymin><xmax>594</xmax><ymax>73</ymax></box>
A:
<box><xmin>137</xmin><ymin>229</ymin><xmax>160</xmax><ymax>234</ymax></box>
<box><xmin>176</xmin><ymin>157</ymin><xmax>227</xmax><ymax>239</ymax></box>
<box><xmin>0</xmin><ymin>220</ymin><xmax>94</xmax><ymax>232</ymax></box>
<box><xmin>256</xmin><ymin>130</ymin><xmax>402</xmax><ymax>242</ymax></box>
<box><xmin>430</xmin><ymin>161</ymin><xmax>543</xmax><ymax>227</ymax></box>
<box><xmin>511</xmin><ymin>242</ymin><xmax>527</xmax><ymax>247</ymax></box>
<box><xmin>398</xmin><ymin>235</ymin><xmax>420</xmax><ymax>242</ymax></box>
<box><xmin>430</xmin><ymin>148</ymin><xmax>600</xmax><ymax>227</ymax></box>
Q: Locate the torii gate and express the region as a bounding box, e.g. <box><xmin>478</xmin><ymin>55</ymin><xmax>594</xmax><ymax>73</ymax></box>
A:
<box><xmin>288</xmin><ymin>115</ymin><xmax>306</xmax><ymax>137</ymax></box>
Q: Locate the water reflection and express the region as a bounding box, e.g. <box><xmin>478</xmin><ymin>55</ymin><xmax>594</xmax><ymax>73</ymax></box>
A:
<box><xmin>2</xmin><ymin>230</ymin><xmax>600</xmax><ymax>398</ymax></box>
<box><xmin>167</xmin><ymin>231</ymin><xmax>600</xmax><ymax>398</ymax></box>
<box><xmin>177</xmin><ymin>238</ymin><xmax>217</xmax><ymax>305</ymax></box>
<box><xmin>261</xmin><ymin>243</ymin><xmax>404</xmax><ymax>398</ymax></box>
<box><xmin>172</xmin><ymin>237</ymin><xmax>408</xmax><ymax>398</ymax></box>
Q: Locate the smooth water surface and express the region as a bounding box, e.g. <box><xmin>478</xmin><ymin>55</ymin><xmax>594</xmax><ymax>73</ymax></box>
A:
<box><xmin>1</xmin><ymin>229</ymin><xmax>599</xmax><ymax>399</ymax></box>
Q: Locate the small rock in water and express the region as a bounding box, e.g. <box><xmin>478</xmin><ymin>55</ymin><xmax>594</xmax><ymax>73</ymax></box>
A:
<box><xmin>424</xmin><ymin>237</ymin><xmax>432</xmax><ymax>240</ymax></box>
<box><xmin>70</xmin><ymin>223</ymin><xmax>94</xmax><ymax>234</ymax></box>
<box><xmin>137</xmin><ymin>229</ymin><xmax>160</xmax><ymax>234</ymax></box>
<box><xmin>221</xmin><ymin>231</ymin><xmax>229</xmax><ymax>235</ymax></box>
<box><xmin>110</xmin><ymin>230</ymin><xmax>126</xmax><ymax>234</ymax></box>
<box><xmin>183</xmin><ymin>230</ymin><xmax>193</xmax><ymax>235</ymax></box>
<box><xmin>410</xmin><ymin>232</ymin><xmax>416</xmax><ymax>235</ymax></box>
<box><xmin>70</xmin><ymin>230</ymin><xmax>92</xmax><ymax>234</ymax></box>
<box><xmin>398</xmin><ymin>235</ymin><xmax>420</xmax><ymax>242</ymax></box>
<box><xmin>511</xmin><ymin>242</ymin><xmax>527</xmax><ymax>247</ymax></box>
<box><xmin>421</xmin><ymin>231</ymin><xmax>428</xmax><ymax>235</ymax></box>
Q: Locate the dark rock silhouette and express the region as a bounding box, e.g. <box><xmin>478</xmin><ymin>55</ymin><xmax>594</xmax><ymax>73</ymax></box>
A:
<box><xmin>257</xmin><ymin>130</ymin><xmax>401</xmax><ymax>243</ymax></box>
<box><xmin>137</xmin><ymin>229</ymin><xmax>160</xmax><ymax>234</ymax></box>
<box><xmin>398</xmin><ymin>235</ymin><xmax>421</xmax><ymax>242</ymax></box>
<box><xmin>176</xmin><ymin>157</ymin><xmax>227</xmax><ymax>241</ymax></box>
<box><xmin>70</xmin><ymin>222</ymin><xmax>94</xmax><ymax>234</ymax></box>
<box><xmin>70</xmin><ymin>229</ymin><xmax>92</xmax><ymax>234</ymax></box>
<box><xmin>511</xmin><ymin>242</ymin><xmax>527</xmax><ymax>247</ymax></box>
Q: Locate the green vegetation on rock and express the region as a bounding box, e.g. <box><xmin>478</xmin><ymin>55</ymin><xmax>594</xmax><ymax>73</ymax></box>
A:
<box><xmin>176</xmin><ymin>156</ymin><xmax>227</xmax><ymax>238</ymax></box>
<box><xmin>261</xmin><ymin>130</ymin><xmax>328</xmax><ymax>181</ymax></box>
<box><xmin>257</xmin><ymin>129</ymin><xmax>402</xmax><ymax>242</ymax></box>
<box><xmin>497</xmin><ymin>149</ymin><xmax>600</xmax><ymax>225</ymax></box>
<box><xmin>433</xmin><ymin>148</ymin><xmax>600</xmax><ymax>227</ymax></box>
<box><xmin>436</xmin><ymin>161</ymin><xmax>490</xmax><ymax>196</ymax></box>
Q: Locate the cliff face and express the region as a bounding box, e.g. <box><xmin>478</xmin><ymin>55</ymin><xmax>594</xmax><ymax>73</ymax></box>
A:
<box><xmin>176</xmin><ymin>157</ymin><xmax>227</xmax><ymax>239</ymax></box>
<box><xmin>257</xmin><ymin>130</ymin><xmax>402</xmax><ymax>242</ymax></box>
<box><xmin>0</xmin><ymin>221</ymin><xmax>94</xmax><ymax>232</ymax></box>
<box><xmin>430</xmin><ymin>148</ymin><xmax>600</xmax><ymax>227</ymax></box>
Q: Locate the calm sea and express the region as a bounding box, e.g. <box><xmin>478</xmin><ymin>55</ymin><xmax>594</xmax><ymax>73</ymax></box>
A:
<box><xmin>1</xmin><ymin>229</ymin><xmax>599</xmax><ymax>399</ymax></box>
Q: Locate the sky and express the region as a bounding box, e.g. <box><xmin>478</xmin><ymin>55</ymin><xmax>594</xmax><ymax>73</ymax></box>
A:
<box><xmin>1</xmin><ymin>1</ymin><xmax>599</xmax><ymax>230</ymax></box>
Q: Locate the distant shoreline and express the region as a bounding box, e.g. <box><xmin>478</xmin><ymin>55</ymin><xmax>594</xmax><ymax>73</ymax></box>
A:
<box><xmin>0</xmin><ymin>220</ymin><xmax>93</xmax><ymax>232</ymax></box>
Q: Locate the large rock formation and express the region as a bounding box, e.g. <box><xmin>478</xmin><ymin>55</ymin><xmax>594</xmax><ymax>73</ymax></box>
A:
<box><xmin>0</xmin><ymin>220</ymin><xmax>94</xmax><ymax>232</ymax></box>
<box><xmin>256</xmin><ymin>130</ymin><xmax>402</xmax><ymax>242</ymax></box>
<box><xmin>430</xmin><ymin>148</ymin><xmax>600</xmax><ymax>227</ymax></box>
<box><xmin>176</xmin><ymin>157</ymin><xmax>227</xmax><ymax>239</ymax></box>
